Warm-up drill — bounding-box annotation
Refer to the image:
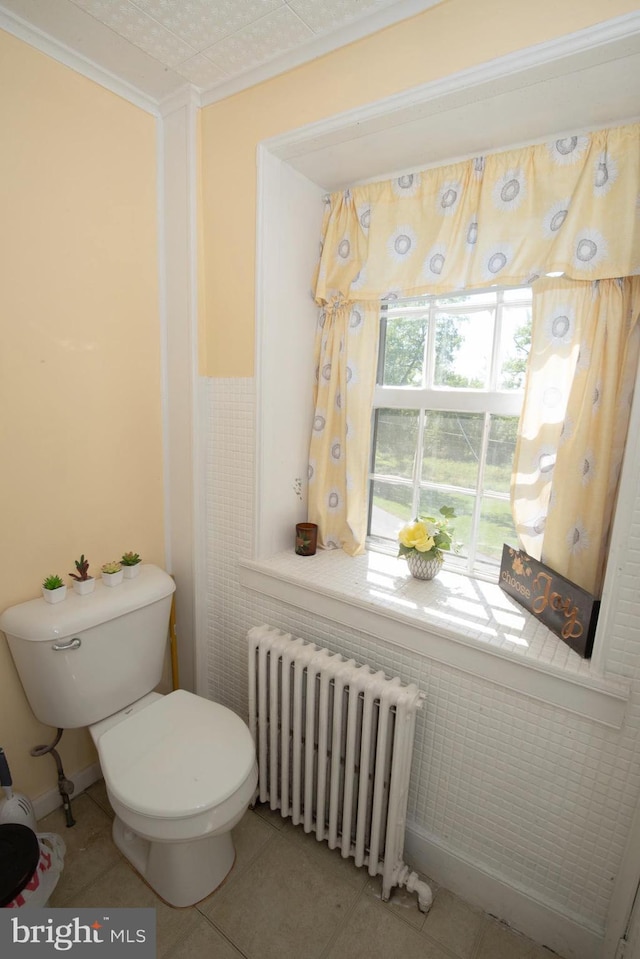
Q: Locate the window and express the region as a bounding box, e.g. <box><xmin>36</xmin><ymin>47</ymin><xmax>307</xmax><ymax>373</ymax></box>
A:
<box><xmin>368</xmin><ymin>286</ymin><xmax>532</xmax><ymax>579</ymax></box>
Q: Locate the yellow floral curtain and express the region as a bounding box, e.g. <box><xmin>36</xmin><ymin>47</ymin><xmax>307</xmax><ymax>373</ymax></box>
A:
<box><xmin>315</xmin><ymin>125</ymin><xmax>640</xmax><ymax>302</ymax></box>
<box><xmin>513</xmin><ymin>277</ymin><xmax>640</xmax><ymax>596</ymax></box>
<box><xmin>308</xmin><ymin>301</ymin><xmax>379</xmax><ymax>555</ymax></box>
<box><xmin>310</xmin><ymin>123</ymin><xmax>640</xmax><ymax>564</ymax></box>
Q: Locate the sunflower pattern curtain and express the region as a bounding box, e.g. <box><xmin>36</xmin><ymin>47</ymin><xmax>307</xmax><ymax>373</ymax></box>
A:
<box><xmin>513</xmin><ymin>277</ymin><xmax>640</xmax><ymax>596</ymax></box>
<box><xmin>308</xmin><ymin>299</ymin><xmax>379</xmax><ymax>555</ymax></box>
<box><xmin>309</xmin><ymin>123</ymin><xmax>640</xmax><ymax>578</ymax></box>
<box><xmin>314</xmin><ymin>125</ymin><xmax>640</xmax><ymax>303</ymax></box>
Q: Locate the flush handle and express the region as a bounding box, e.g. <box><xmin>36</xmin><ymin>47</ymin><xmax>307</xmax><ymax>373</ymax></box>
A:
<box><xmin>52</xmin><ymin>638</ymin><xmax>82</xmax><ymax>651</ymax></box>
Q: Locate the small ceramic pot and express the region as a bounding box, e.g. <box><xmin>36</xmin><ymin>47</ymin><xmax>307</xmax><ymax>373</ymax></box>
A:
<box><xmin>122</xmin><ymin>563</ymin><xmax>141</xmax><ymax>579</ymax></box>
<box><xmin>73</xmin><ymin>578</ymin><xmax>95</xmax><ymax>596</ymax></box>
<box><xmin>406</xmin><ymin>553</ymin><xmax>443</xmax><ymax>581</ymax></box>
<box><xmin>42</xmin><ymin>585</ymin><xmax>67</xmax><ymax>605</ymax></box>
<box><xmin>102</xmin><ymin>569</ymin><xmax>124</xmax><ymax>587</ymax></box>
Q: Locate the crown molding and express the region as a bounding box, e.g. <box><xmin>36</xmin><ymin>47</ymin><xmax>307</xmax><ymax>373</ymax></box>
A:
<box><xmin>199</xmin><ymin>0</ymin><xmax>442</xmax><ymax>107</ymax></box>
<box><xmin>0</xmin><ymin>4</ymin><xmax>161</xmax><ymax>116</ymax></box>
<box><xmin>0</xmin><ymin>0</ymin><xmax>442</xmax><ymax>113</ymax></box>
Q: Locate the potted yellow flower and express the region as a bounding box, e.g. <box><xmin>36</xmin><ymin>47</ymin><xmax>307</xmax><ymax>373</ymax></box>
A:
<box><xmin>398</xmin><ymin>506</ymin><xmax>457</xmax><ymax>580</ymax></box>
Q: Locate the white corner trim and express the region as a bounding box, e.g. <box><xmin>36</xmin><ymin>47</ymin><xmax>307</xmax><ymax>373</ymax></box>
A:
<box><xmin>193</xmin><ymin>377</ymin><xmax>210</xmax><ymax>698</ymax></box>
<box><xmin>187</xmin><ymin>95</ymin><xmax>205</xmax><ymax>698</ymax></box>
<box><xmin>0</xmin><ymin>5</ymin><xmax>161</xmax><ymax>117</ymax></box>
<box><xmin>159</xmin><ymin>84</ymin><xmax>202</xmax><ymax>118</ymax></box>
<box><xmin>156</xmin><ymin>113</ymin><xmax>171</xmax><ymax>578</ymax></box>
<box><xmin>404</xmin><ymin>822</ymin><xmax>604</xmax><ymax>959</ymax></box>
<box><xmin>32</xmin><ymin>762</ymin><xmax>103</xmax><ymax>822</ymax></box>
<box><xmin>199</xmin><ymin>0</ymin><xmax>442</xmax><ymax>107</ymax></box>
<box><xmin>262</xmin><ymin>11</ymin><xmax>640</xmax><ymax>157</ymax></box>
<box><xmin>158</xmin><ymin>91</ymin><xmax>200</xmax><ymax>692</ymax></box>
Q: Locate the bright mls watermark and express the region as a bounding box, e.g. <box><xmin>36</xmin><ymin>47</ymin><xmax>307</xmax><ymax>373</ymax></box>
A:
<box><xmin>0</xmin><ymin>909</ymin><xmax>156</xmax><ymax>956</ymax></box>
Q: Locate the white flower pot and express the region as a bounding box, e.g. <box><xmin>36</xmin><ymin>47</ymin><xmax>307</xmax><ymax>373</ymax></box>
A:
<box><xmin>42</xmin><ymin>585</ymin><xmax>67</xmax><ymax>604</ymax></box>
<box><xmin>73</xmin><ymin>578</ymin><xmax>95</xmax><ymax>596</ymax></box>
<box><xmin>406</xmin><ymin>553</ymin><xmax>443</xmax><ymax>581</ymax></box>
<box><xmin>102</xmin><ymin>570</ymin><xmax>123</xmax><ymax>587</ymax></box>
<box><xmin>122</xmin><ymin>563</ymin><xmax>141</xmax><ymax>579</ymax></box>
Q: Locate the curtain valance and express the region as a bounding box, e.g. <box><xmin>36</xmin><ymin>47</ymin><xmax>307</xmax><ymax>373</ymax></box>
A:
<box><xmin>314</xmin><ymin>123</ymin><xmax>640</xmax><ymax>304</ymax></box>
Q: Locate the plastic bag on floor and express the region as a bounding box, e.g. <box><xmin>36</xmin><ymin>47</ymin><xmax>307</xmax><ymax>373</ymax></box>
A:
<box><xmin>4</xmin><ymin>832</ymin><xmax>66</xmax><ymax>908</ymax></box>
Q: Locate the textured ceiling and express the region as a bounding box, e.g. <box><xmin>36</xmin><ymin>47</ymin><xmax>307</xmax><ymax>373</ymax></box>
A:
<box><xmin>0</xmin><ymin>0</ymin><xmax>436</xmax><ymax>101</ymax></box>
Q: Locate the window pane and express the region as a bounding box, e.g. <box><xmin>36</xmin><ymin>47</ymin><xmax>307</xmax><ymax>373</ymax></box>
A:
<box><xmin>422</xmin><ymin>411</ymin><xmax>483</xmax><ymax>488</ymax></box>
<box><xmin>418</xmin><ymin>488</ymin><xmax>475</xmax><ymax>558</ymax></box>
<box><xmin>434</xmin><ymin>311</ymin><xmax>493</xmax><ymax>388</ymax></box>
<box><xmin>485</xmin><ymin>415</ymin><xmax>519</xmax><ymax>495</ymax></box>
<box><xmin>382</xmin><ymin>315</ymin><xmax>427</xmax><ymax>386</ymax></box>
<box><xmin>499</xmin><ymin>305</ymin><xmax>532</xmax><ymax>390</ymax></box>
<box><xmin>369</xmin><ymin>481</ymin><xmax>413</xmax><ymax>539</ymax></box>
<box><xmin>477</xmin><ymin>496</ymin><xmax>518</xmax><ymax>564</ymax></box>
<box><xmin>372</xmin><ymin>285</ymin><xmax>534</xmax><ymax>577</ymax></box>
<box><xmin>372</xmin><ymin>409</ymin><xmax>419</xmax><ymax>478</ymax></box>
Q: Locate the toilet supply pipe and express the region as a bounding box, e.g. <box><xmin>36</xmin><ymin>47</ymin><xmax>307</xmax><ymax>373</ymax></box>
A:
<box><xmin>0</xmin><ymin>746</ymin><xmax>38</xmax><ymax>832</ymax></box>
<box><xmin>30</xmin><ymin>730</ymin><xmax>76</xmax><ymax>828</ymax></box>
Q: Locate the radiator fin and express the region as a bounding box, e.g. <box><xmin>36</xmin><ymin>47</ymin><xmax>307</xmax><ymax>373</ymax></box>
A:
<box><xmin>248</xmin><ymin>625</ymin><xmax>432</xmax><ymax>912</ymax></box>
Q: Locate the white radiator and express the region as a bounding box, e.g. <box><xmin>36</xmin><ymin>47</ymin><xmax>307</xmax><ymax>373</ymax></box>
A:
<box><xmin>248</xmin><ymin>625</ymin><xmax>432</xmax><ymax>912</ymax></box>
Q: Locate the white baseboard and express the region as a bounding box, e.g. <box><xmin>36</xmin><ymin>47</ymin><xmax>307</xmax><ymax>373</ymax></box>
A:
<box><xmin>404</xmin><ymin>821</ymin><xmax>604</xmax><ymax>959</ymax></box>
<box><xmin>32</xmin><ymin>762</ymin><xmax>103</xmax><ymax>822</ymax></box>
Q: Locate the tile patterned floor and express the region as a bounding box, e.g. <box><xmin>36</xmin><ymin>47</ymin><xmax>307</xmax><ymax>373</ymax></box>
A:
<box><xmin>39</xmin><ymin>784</ymin><xmax>559</xmax><ymax>959</ymax></box>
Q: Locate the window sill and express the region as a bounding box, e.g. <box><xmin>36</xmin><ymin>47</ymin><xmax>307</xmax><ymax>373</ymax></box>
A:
<box><xmin>238</xmin><ymin>549</ymin><xmax>629</xmax><ymax>729</ymax></box>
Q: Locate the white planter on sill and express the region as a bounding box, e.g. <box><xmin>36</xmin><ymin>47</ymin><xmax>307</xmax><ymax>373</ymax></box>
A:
<box><xmin>73</xmin><ymin>578</ymin><xmax>95</xmax><ymax>596</ymax></box>
<box><xmin>42</xmin><ymin>585</ymin><xmax>67</xmax><ymax>605</ymax></box>
<box><xmin>102</xmin><ymin>570</ymin><xmax>123</xmax><ymax>587</ymax></box>
<box><xmin>122</xmin><ymin>563</ymin><xmax>141</xmax><ymax>579</ymax></box>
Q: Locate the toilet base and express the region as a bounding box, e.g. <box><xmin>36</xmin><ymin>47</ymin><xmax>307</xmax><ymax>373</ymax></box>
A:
<box><xmin>112</xmin><ymin>817</ymin><xmax>235</xmax><ymax>907</ymax></box>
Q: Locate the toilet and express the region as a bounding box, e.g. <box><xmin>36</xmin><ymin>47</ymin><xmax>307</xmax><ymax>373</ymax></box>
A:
<box><xmin>0</xmin><ymin>565</ymin><xmax>257</xmax><ymax>907</ymax></box>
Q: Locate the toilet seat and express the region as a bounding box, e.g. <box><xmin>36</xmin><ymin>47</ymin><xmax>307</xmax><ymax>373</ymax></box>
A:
<box><xmin>95</xmin><ymin>690</ymin><xmax>256</xmax><ymax>823</ymax></box>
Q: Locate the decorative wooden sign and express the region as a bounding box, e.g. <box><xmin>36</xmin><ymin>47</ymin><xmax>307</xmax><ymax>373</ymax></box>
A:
<box><xmin>498</xmin><ymin>545</ymin><xmax>600</xmax><ymax>659</ymax></box>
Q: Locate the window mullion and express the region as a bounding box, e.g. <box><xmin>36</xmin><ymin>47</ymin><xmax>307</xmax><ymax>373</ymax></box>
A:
<box><xmin>490</xmin><ymin>291</ymin><xmax>503</xmax><ymax>390</ymax></box>
<box><xmin>413</xmin><ymin>409</ymin><xmax>426</xmax><ymax>519</ymax></box>
<box><xmin>467</xmin><ymin>296</ymin><xmax>498</xmax><ymax>571</ymax></box>
<box><xmin>425</xmin><ymin>299</ymin><xmax>436</xmax><ymax>388</ymax></box>
<box><xmin>467</xmin><ymin>411</ymin><xmax>491</xmax><ymax>573</ymax></box>
<box><xmin>414</xmin><ymin>301</ymin><xmax>436</xmax><ymax>519</ymax></box>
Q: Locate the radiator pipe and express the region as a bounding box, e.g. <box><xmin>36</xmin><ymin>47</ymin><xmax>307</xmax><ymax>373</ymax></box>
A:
<box><xmin>393</xmin><ymin>864</ymin><xmax>434</xmax><ymax>914</ymax></box>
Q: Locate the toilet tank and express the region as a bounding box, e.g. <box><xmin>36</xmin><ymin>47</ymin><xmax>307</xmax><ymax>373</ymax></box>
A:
<box><xmin>0</xmin><ymin>565</ymin><xmax>176</xmax><ymax>729</ymax></box>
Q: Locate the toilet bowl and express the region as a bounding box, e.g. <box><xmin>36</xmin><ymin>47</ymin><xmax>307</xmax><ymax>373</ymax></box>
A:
<box><xmin>0</xmin><ymin>565</ymin><xmax>258</xmax><ymax>909</ymax></box>
<box><xmin>90</xmin><ymin>689</ymin><xmax>258</xmax><ymax>907</ymax></box>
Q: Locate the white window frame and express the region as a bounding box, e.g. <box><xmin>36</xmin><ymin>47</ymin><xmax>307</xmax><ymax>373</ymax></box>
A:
<box><xmin>368</xmin><ymin>285</ymin><xmax>532</xmax><ymax>578</ymax></box>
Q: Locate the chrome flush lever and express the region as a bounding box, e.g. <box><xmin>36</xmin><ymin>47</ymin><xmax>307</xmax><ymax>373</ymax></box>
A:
<box><xmin>51</xmin><ymin>638</ymin><xmax>82</xmax><ymax>651</ymax></box>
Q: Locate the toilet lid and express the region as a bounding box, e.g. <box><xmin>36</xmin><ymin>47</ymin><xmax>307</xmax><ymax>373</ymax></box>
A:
<box><xmin>97</xmin><ymin>690</ymin><xmax>256</xmax><ymax>820</ymax></box>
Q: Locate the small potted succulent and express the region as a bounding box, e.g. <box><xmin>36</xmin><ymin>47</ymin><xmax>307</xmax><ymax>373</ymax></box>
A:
<box><xmin>42</xmin><ymin>574</ymin><xmax>67</xmax><ymax>605</ymax></box>
<box><xmin>101</xmin><ymin>561</ymin><xmax>123</xmax><ymax>587</ymax></box>
<box><xmin>69</xmin><ymin>554</ymin><xmax>95</xmax><ymax>595</ymax></box>
<box><xmin>121</xmin><ymin>552</ymin><xmax>142</xmax><ymax>579</ymax></box>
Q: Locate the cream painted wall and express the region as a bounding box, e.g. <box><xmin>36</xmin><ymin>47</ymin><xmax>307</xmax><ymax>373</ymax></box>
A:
<box><xmin>0</xmin><ymin>31</ymin><xmax>164</xmax><ymax>800</ymax></box>
<box><xmin>200</xmin><ymin>0</ymin><xmax>638</xmax><ymax>377</ymax></box>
